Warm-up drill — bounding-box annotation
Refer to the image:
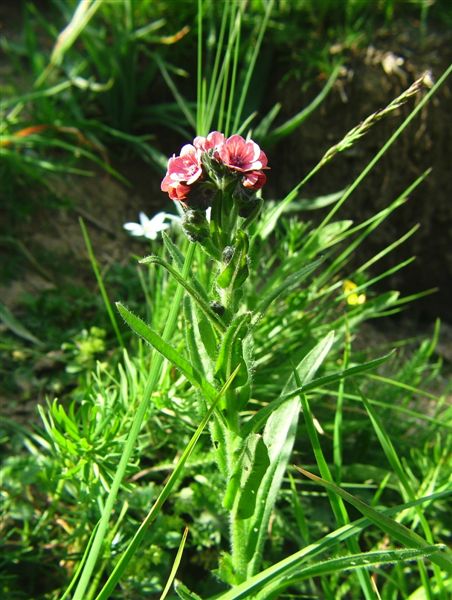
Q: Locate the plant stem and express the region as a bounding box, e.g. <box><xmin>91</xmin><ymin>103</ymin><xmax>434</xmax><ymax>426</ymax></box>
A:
<box><xmin>71</xmin><ymin>242</ymin><xmax>196</xmax><ymax>600</ymax></box>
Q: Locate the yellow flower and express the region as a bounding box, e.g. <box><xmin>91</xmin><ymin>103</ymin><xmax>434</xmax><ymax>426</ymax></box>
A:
<box><xmin>343</xmin><ymin>279</ymin><xmax>366</xmax><ymax>306</ymax></box>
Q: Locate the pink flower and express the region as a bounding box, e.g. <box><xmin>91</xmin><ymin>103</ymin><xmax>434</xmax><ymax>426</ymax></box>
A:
<box><xmin>167</xmin><ymin>144</ymin><xmax>203</xmax><ymax>185</ymax></box>
<box><xmin>218</xmin><ymin>134</ymin><xmax>268</xmax><ymax>173</ymax></box>
<box><xmin>242</xmin><ymin>170</ymin><xmax>267</xmax><ymax>190</ymax></box>
<box><xmin>161</xmin><ymin>144</ymin><xmax>203</xmax><ymax>201</ymax></box>
<box><xmin>193</xmin><ymin>131</ymin><xmax>225</xmax><ymax>153</ymax></box>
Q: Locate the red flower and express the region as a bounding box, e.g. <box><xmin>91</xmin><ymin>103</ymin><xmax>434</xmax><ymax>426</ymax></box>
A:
<box><xmin>242</xmin><ymin>170</ymin><xmax>267</xmax><ymax>190</ymax></box>
<box><xmin>163</xmin><ymin>180</ymin><xmax>192</xmax><ymax>201</ymax></box>
<box><xmin>218</xmin><ymin>134</ymin><xmax>268</xmax><ymax>173</ymax></box>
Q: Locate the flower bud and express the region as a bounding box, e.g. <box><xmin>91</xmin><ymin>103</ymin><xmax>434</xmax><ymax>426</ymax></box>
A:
<box><xmin>222</xmin><ymin>246</ymin><xmax>234</xmax><ymax>264</ymax></box>
<box><xmin>182</xmin><ymin>209</ymin><xmax>210</xmax><ymax>243</ymax></box>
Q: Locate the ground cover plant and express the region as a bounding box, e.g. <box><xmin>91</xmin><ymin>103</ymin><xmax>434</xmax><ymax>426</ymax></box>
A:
<box><xmin>1</xmin><ymin>1</ymin><xmax>451</xmax><ymax>599</ymax></box>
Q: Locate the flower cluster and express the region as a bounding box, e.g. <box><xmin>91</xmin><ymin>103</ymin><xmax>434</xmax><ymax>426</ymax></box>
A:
<box><xmin>161</xmin><ymin>132</ymin><xmax>269</xmax><ymax>203</ymax></box>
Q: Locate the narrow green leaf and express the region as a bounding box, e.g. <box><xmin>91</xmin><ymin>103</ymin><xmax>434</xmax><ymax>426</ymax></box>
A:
<box><xmin>264</xmin><ymin>64</ymin><xmax>340</xmax><ymax>145</ymax></box>
<box><xmin>159</xmin><ymin>528</ymin><xmax>189</xmax><ymax>600</ymax></box>
<box><xmin>80</xmin><ymin>218</ymin><xmax>124</xmax><ymax>348</ymax></box>
<box><xmin>244</xmin><ymin>332</ymin><xmax>335</xmax><ymax>436</ymax></box>
<box><xmin>215</xmin><ymin>312</ymin><xmax>251</xmax><ymax>389</ymax></box>
<box><xmin>224</xmin><ymin>434</ymin><xmax>270</xmax><ymax>519</ymax></box>
<box><xmin>265</xmin><ymin>546</ymin><xmax>445</xmax><ymax>597</ymax></box>
<box><xmin>295</xmin><ymin>467</ymin><xmax>452</xmax><ymax>575</ymax></box>
<box><xmin>212</xmin><ymin>490</ymin><xmax>452</xmax><ymax>600</ymax></box>
<box><xmin>174</xmin><ymin>580</ymin><xmax>203</xmax><ymax>600</ymax></box>
<box><xmin>0</xmin><ymin>301</ymin><xmax>42</xmax><ymax>345</ymax></box>
<box><xmin>245</xmin><ymin>395</ymin><xmax>301</xmax><ymax>577</ymax></box>
<box><xmin>243</xmin><ymin>333</ymin><xmax>335</xmax><ymax>577</ymax></box>
<box><xmin>116</xmin><ymin>303</ymin><xmax>216</xmax><ymax>402</ymax></box>
<box><xmin>162</xmin><ymin>231</ymin><xmax>185</xmax><ymax>270</ymax></box>
<box><xmin>283</xmin><ymin>351</ymin><xmax>395</xmax><ymax>401</ymax></box>
<box><xmin>255</xmin><ymin>257</ymin><xmax>323</xmax><ymax>316</ymax></box>
<box><xmin>140</xmin><ymin>255</ymin><xmax>225</xmax><ymax>333</ymax></box>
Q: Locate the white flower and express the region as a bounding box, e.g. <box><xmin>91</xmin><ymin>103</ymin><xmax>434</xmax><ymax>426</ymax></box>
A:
<box><xmin>123</xmin><ymin>211</ymin><xmax>181</xmax><ymax>240</ymax></box>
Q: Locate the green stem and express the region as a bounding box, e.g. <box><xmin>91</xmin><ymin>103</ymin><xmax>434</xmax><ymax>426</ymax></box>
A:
<box><xmin>79</xmin><ymin>218</ymin><xmax>124</xmax><ymax>349</ymax></box>
<box><xmin>71</xmin><ymin>242</ymin><xmax>196</xmax><ymax>600</ymax></box>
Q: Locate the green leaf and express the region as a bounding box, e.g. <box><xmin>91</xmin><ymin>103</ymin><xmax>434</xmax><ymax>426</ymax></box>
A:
<box><xmin>174</xmin><ymin>580</ymin><xmax>203</xmax><ymax>600</ymax></box>
<box><xmin>140</xmin><ymin>255</ymin><xmax>225</xmax><ymax>334</ymax></box>
<box><xmin>224</xmin><ymin>434</ymin><xmax>270</xmax><ymax>520</ymax></box>
<box><xmin>162</xmin><ymin>231</ymin><xmax>185</xmax><ymax>270</ymax></box>
<box><xmin>263</xmin><ymin>64</ymin><xmax>340</xmax><ymax>146</ymax></box>
<box><xmin>255</xmin><ymin>257</ymin><xmax>323</xmax><ymax>315</ymax></box>
<box><xmin>244</xmin><ymin>331</ymin><xmax>335</xmax><ymax>436</ymax></box>
<box><xmin>245</xmin><ymin>395</ymin><xmax>300</xmax><ymax>577</ymax></box>
<box><xmin>253</xmin><ymin>102</ymin><xmax>281</xmax><ymax>138</ymax></box>
<box><xmin>236</xmin><ymin>435</ymin><xmax>270</xmax><ymax>519</ymax></box>
<box><xmin>295</xmin><ymin>467</ymin><xmax>452</xmax><ymax>576</ymax></box>
<box><xmin>290</xmin><ymin>189</ymin><xmax>345</xmax><ymax>211</ymax></box>
<box><xmin>116</xmin><ymin>303</ymin><xmax>217</xmax><ymax>402</ymax></box>
<box><xmin>213</xmin><ymin>491</ymin><xmax>452</xmax><ymax>600</ymax></box>
<box><xmin>95</xmin><ymin>367</ymin><xmax>241</xmax><ymax>600</ymax></box>
<box><xmin>0</xmin><ymin>301</ymin><xmax>42</xmax><ymax>345</ymax></box>
<box><xmin>215</xmin><ymin>312</ymin><xmax>251</xmax><ymax>389</ymax></box>
<box><xmin>159</xmin><ymin>528</ymin><xmax>189</xmax><ymax>600</ymax></box>
<box><xmin>242</xmin><ymin>333</ymin><xmax>336</xmax><ymax>578</ymax></box>
<box><xmin>282</xmin><ymin>351</ymin><xmax>395</xmax><ymax>401</ymax></box>
<box><xmin>307</xmin><ymin>220</ymin><xmax>354</xmax><ymax>252</ymax></box>
<box><xmin>183</xmin><ymin>298</ymin><xmax>206</xmax><ymax>379</ymax></box>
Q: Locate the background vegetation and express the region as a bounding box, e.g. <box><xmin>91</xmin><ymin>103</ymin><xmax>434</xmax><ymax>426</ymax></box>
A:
<box><xmin>1</xmin><ymin>1</ymin><xmax>451</xmax><ymax>598</ymax></box>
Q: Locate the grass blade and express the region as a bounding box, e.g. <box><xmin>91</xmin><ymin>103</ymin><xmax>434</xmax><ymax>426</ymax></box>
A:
<box><xmin>159</xmin><ymin>527</ymin><xmax>189</xmax><ymax>600</ymax></box>
<box><xmin>80</xmin><ymin>218</ymin><xmax>124</xmax><ymax>349</ymax></box>
<box><xmin>294</xmin><ymin>467</ymin><xmax>452</xmax><ymax>575</ymax></box>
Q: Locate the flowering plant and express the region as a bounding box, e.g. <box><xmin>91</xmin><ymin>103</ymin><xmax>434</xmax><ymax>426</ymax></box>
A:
<box><xmin>161</xmin><ymin>132</ymin><xmax>269</xmax><ymax>264</ymax></box>
<box><xmin>67</xmin><ymin>3</ymin><xmax>451</xmax><ymax>595</ymax></box>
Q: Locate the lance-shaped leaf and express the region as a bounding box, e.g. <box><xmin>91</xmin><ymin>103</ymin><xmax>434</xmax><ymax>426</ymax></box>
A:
<box><xmin>215</xmin><ymin>312</ymin><xmax>251</xmax><ymax>389</ymax></box>
<box><xmin>218</xmin><ymin>547</ymin><xmax>445</xmax><ymax>600</ymax></box>
<box><xmin>255</xmin><ymin>257</ymin><xmax>324</xmax><ymax>316</ymax></box>
<box><xmin>281</xmin><ymin>350</ymin><xmax>395</xmax><ymax>401</ymax></box>
<box><xmin>243</xmin><ymin>332</ymin><xmax>336</xmax><ymax>578</ymax></box>
<box><xmin>224</xmin><ymin>433</ymin><xmax>270</xmax><ymax>520</ymax></box>
<box><xmin>117</xmin><ymin>303</ymin><xmax>217</xmax><ymax>402</ymax></box>
<box><xmin>244</xmin><ymin>331</ymin><xmax>336</xmax><ymax>436</ymax></box>
<box><xmin>140</xmin><ymin>255</ymin><xmax>225</xmax><ymax>334</ymax></box>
